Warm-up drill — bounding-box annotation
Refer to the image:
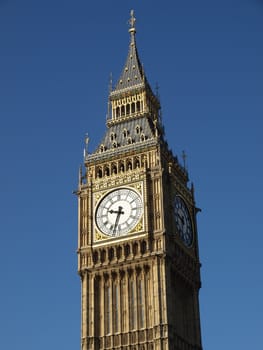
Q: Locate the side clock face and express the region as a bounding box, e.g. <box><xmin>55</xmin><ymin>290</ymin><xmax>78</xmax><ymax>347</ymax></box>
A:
<box><xmin>95</xmin><ymin>188</ymin><xmax>143</xmax><ymax>237</ymax></box>
<box><xmin>174</xmin><ymin>196</ymin><xmax>193</xmax><ymax>247</ymax></box>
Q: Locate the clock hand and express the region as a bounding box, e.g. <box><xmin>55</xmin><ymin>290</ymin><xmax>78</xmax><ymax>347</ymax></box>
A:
<box><xmin>113</xmin><ymin>206</ymin><xmax>124</xmax><ymax>235</ymax></box>
<box><xmin>179</xmin><ymin>214</ymin><xmax>185</xmax><ymax>225</ymax></box>
<box><xmin>108</xmin><ymin>209</ymin><xmax>123</xmax><ymax>214</ymax></box>
<box><xmin>177</xmin><ymin>214</ymin><xmax>183</xmax><ymax>228</ymax></box>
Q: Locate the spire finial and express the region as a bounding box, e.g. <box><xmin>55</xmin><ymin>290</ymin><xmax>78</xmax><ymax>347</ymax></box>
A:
<box><xmin>129</xmin><ymin>9</ymin><xmax>136</xmax><ymax>35</ymax></box>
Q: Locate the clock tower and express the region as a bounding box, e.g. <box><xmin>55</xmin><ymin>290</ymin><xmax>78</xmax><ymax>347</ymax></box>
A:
<box><xmin>76</xmin><ymin>10</ymin><xmax>202</xmax><ymax>350</ymax></box>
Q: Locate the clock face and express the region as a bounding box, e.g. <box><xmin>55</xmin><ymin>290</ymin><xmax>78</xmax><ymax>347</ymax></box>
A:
<box><xmin>95</xmin><ymin>188</ymin><xmax>143</xmax><ymax>237</ymax></box>
<box><xmin>174</xmin><ymin>196</ymin><xmax>193</xmax><ymax>247</ymax></box>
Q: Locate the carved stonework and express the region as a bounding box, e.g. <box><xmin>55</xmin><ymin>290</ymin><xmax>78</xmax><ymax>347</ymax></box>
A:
<box><xmin>76</xmin><ymin>11</ymin><xmax>202</xmax><ymax>350</ymax></box>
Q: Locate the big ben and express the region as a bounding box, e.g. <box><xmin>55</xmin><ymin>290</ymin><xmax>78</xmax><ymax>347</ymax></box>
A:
<box><xmin>76</xmin><ymin>10</ymin><xmax>203</xmax><ymax>350</ymax></box>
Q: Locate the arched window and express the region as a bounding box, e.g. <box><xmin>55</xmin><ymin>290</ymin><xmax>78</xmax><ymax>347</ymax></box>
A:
<box><xmin>126</xmin><ymin>104</ymin><xmax>130</xmax><ymax>115</ymax></box>
<box><xmin>133</xmin><ymin>242</ymin><xmax>139</xmax><ymax>256</ymax></box>
<box><xmin>97</xmin><ymin>168</ymin><xmax>103</xmax><ymax>178</ymax></box>
<box><xmin>110</xmin><ymin>132</ymin><xmax>116</xmax><ymax>141</ymax></box>
<box><xmin>141</xmin><ymin>241</ymin><xmax>147</xmax><ymax>254</ymax></box>
<box><xmin>105</xmin><ymin>166</ymin><xmax>110</xmax><ymax>176</ymax></box>
<box><xmin>121</xmin><ymin>105</ymin><xmax>125</xmax><ymax>116</ymax></box>
<box><xmin>125</xmin><ymin>244</ymin><xmax>130</xmax><ymax>257</ymax></box>
<box><xmin>120</xmin><ymin>162</ymin><xmax>125</xmax><ymax>172</ymax></box>
<box><xmin>101</xmin><ymin>250</ymin><xmax>106</xmax><ymax>263</ymax></box>
<box><xmin>93</xmin><ymin>251</ymin><xmax>98</xmax><ymax>264</ymax></box>
<box><xmin>136</xmin><ymin>101</ymin><xmax>141</xmax><ymax>112</ymax></box>
<box><xmin>116</xmin><ymin>246</ymin><xmax>122</xmax><ymax>260</ymax></box>
<box><xmin>131</xmin><ymin>102</ymin><xmax>135</xmax><ymax>114</ymax></box>
<box><xmin>108</xmin><ymin>247</ymin><xmax>114</xmax><ymax>261</ymax></box>
<box><xmin>116</xmin><ymin>107</ymin><xmax>120</xmax><ymax>118</ymax></box>
<box><xmin>127</xmin><ymin>160</ymin><xmax>132</xmax><ymax>171</ymax></box>
<box><xmin>136</xmin><ymin>125</ymin><xmax>141</xmax><ymax>134</ymax></box>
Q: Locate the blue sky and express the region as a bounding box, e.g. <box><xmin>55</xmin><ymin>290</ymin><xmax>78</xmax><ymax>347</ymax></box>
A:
<box><xmin>0</xmin><ymin>0</ymin><xmax>262</xmax><ymax>349</ymax></box>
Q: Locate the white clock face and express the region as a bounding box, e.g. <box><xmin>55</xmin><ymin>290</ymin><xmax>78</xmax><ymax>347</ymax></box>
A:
<box><xmin>95</xmin><ymin>188</ymin><xmax>143</xmax><ymax>237</ymax></box>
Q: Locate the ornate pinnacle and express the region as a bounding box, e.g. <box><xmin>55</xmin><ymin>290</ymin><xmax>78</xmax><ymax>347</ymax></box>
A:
<box><xmin>182</xmin><ymin>150</ymin><xmax>187</xmax><ymax>170</ymax></box>
<box><xmin>129</xmin><ymin>9</ymin><xmax>136</xmax><ymax>35</ymax></box>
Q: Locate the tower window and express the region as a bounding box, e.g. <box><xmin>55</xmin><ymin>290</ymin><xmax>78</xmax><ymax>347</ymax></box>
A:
<box><xmin>127</xmin><ymin>160</ymin><xmax>132</xmax><ymax>171</ymax></box>
<box><xmin>125</xmin><ymin>244</ymin><xmax>130</xmax><ymax>257</ymax></box>
<box><xmin>127</xmin><ymin>137</ymin><xmax>132</xmax><ymax>145</ymax></box>
<box><xmin>136</xmin><ymin>101</ymin><xmax>141</xmax><ymax>112</ymax></box>
<box><xmin>116</xmin><ymin>246</ymin><xmax>122</xmax><ymax>260</ymax></box>
<box><xmin>133</xmin><ymin>242</ymin><xmax>139</xmax><ymax>256</ymax></box>
<box><xmin>101</xmin><ymin>250</ymin><xmax>106</xmax><ymax>263</ymax></box>
<box><xmin>136</xmin><ymin>125</ymin><xmax>141</xmax><ymax>134</ymax></box>
<box><xmin>123</xmin><ymin>129</ymin><xmax>128</xmax><ymax>138</ymax></box>
<box><xmin>121</xmin><ymin>105</ymin><xmax>125</xmax><ymax>116</ymax></box>
<box><xmin>97</xmin><ymin>168</ymin><xmax>103</xmax><ymax>178</ymax></box>
<box><xmin>120</xmin><ymin>162</ymin><xmax>125</xmax><ymax>172</ymax></box>
<box><xmin>141</xmin><ymin>241</ymin><xmax>147</xmax><ymax>254</ymax></box>
<box><xmin>105</xmin><ymin>167</ymin><xmax>110</xmax><ymax>176</ymax></box>
<box><xmin>126</xmin><ymin>104</ymin><xmax>130</xmax><ymax>115</ymax></box>
<box><xmin>108</xmin><ymin>248</ymin><xmax>114</xmax><ymax>261</ymax></box>
<box><xmin>131</xmin><ymin>102</ymin><xmax>135</xmax><ymax>113</ymax></box>
<box><xmin>93</xmin><ymin>251</ymin><xmax>98</xmax><ymax>264</ymax></box>
<box><xmin>110</xmin><ymin>132</ymin><xmax>116</xmax><ymax>141</ymax></box>
<box><xmin>116</xmin><ymin>107</ymin><xmax>120</xmax><ymax>118</ymax></box>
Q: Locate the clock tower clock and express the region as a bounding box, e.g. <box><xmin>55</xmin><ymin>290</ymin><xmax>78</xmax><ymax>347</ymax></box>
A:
<box><xmin>76</xmin><ymin>10</ymin><xmax>203</xmax><ymax>350</ymax></box>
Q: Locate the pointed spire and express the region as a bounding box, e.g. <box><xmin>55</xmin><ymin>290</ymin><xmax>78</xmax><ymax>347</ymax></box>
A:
<box><xmin>107</xmin><ymin>10</ymin><xmax>161</xmax><ymax>129</ymax></box>
<box><xmin>111</xmin><ymin>9</ymin><xmax>145</xmax><ymax>94</ymax></box>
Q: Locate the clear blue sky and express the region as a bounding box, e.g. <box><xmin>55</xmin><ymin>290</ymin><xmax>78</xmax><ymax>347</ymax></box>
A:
<box><xmin>0</xmin><ymin>1</ymin><xmax>262</xmax><ymax>349</ymax></box>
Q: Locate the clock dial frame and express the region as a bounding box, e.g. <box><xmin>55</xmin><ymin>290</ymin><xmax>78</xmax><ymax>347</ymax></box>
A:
<box><xmin>95</xmin><ymin>188</ymin><xmax>143</xmax><ymax>237</ymax></box>
<box><xmin>174</xmin><ymin>196</ymin><xmax>193</xmax><ymax>247</ymax></box>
